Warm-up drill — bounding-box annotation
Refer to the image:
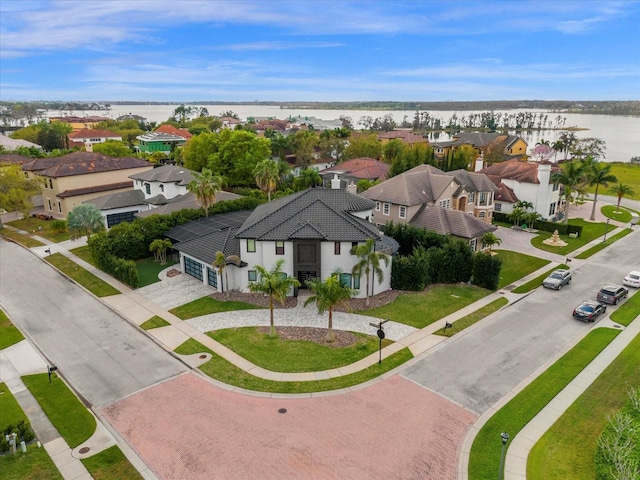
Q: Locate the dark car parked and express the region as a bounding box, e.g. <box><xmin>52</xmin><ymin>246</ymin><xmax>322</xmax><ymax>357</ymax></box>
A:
<box><xmin>596</xmin><ymin>284</ymin><xmax>629</xmax><ymax>305</ymax></box>
<box><xmin>573</xmin><ymin>300</ymin><xmax>607</xmax><ymax>322</ymax></box>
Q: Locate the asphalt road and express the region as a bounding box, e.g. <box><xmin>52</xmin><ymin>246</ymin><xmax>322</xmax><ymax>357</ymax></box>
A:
<box><xmin>0</xmin><ymin>239</ymin><xmax>188</xmax><ymax>408</ymax></box>
<box><xmin>402</xmin><ymin>227</ymin><xmax>640</xmax><ymax>415</ymax></box>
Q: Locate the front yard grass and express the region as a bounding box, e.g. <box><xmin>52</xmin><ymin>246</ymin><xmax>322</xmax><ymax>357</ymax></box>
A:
<box><xmin>434</xmin><ymin>297</ymin><xmax>508</xmax><ymax>337</ymax></box>
<box><xmin>609</xmin><ymin>287</ymin><xmax>640</xmax><ymax>326</ymax></box>
<box><xmin>494</xmin><ymin>250</ymin><xmax>550</xmax><ymax>289</ymax></box>
<box><xmin>574</xmin><ymin>228</ymin><xmax>633</xmax><ymax>259</ymax></box>
<box><xmin>531</xmin><ymin>219</ymin><xmax>608</xmax><ymax>255</ymax></box>
<box><xmin>136</xmin><ymin>257</ymin><xmax>177</xmax><ymax>287</ymax></box>
<box><xmin>0</xmin><ymin>228</ymin><xmax>45</xmax><ymax>247</ymax></box>
<box><xmin>45</xmin><ymin>253</ymin><xmax>120</xmax><ymax>297</ymax></box>
<box><xmin>527</xmin><ymin>331</ymin><xmax>640</xmax><ymax>479</ymax></box>
<box><xmin>170</xmin><ymin>296</ymin><xmax>262</xmax><ymax>320</ymax></box>
<box><xmin>209</xmin><ymin>327</ymin><xmax>391</xmax><ymax>372</ymax></box>
<box><xmin>6</xmin><ymin>217</ymin><xmax>71</xmax><ymax>243</ymax></box>
<box><xmin>0</xmin><ymin>383</ymin><xmax>62</xmax><ymax>480</ymax></box>
<box><xmin>175</xmin><ymin>338</ymin><xmax>413</xmax><ymax>393</ymax></box>
<box><xmin>139</xmin><ymin>315</ymin><xmax>171</xmax><ymax>330</ymax></box>
<box><xmin>360</xmin><ymin>284</ymin><xmax>489</xmax><ymax>328</ymax></box>
<box><xmin>81</xmin><ymin>445</ymin><xmax>143</xmax><ymax>480</ymax></box>
<box><xmin>601</xmin><ymin>204</ymin><xmax>632</xmax><ymax>223</ymax></box>
<box><xmin>511</xmin><ymin>264</ymin><xmax>569</xmax><ymax>294</ymax></box>
<box><xmin>69</xmin><ymin>245</ymin><xmax>99</xmax><ymax>267</ymax></box>
<box><xmin>468</xmin><ymin>327</ymin><xmax>620</xmax><ymax>480</ymax></box>
<box><xmin>0</xmin><ymin>308</ymin><xmax>24</xmax><ymax>349</ymax></box>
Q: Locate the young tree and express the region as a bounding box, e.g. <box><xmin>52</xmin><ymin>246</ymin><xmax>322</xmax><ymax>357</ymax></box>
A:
<box><xmin>343</xmin><ymin>134</ymin><xmax>382</xmax><ymax>160</ymax></box>
<box><xmin>67</xmin><ymin>203</ymin><xmax>105</xmax><ymax>240</ymax></box>
<box><xmin>289</xmin><ymin>130</ymin><xmax>319</xmax><ymax>167</ymax></box>
<box><xmin>253</xmin><ymin>159</ymin><xmax>280</xmax><ymax>201</ymax></box>
<box><xmin>0</xmin><ymin>164</ymin><xmax>42</xmax><ymax>219</ymax></box>
<box><xmin>481</xmin><ymin>232</ymin><xmax>502</xmax><ymax>253</ymax></box>
<box><xmin>248</xmin><ymin>259</ymin><xmax>300</xmax><ymax>337</ymax></box>
<box><xmin>182</xmin><ymin>131</ymin><xmax>219</xmax><ymax>172</ymax></box>
<box><xmin>608</xmin><ymin>183</ymin><xmax>636</xmax><ymax>212</ymax></box>
<box><xmin>92</xmin><ymin>140</ymin><xmax>132</xmax><ymax>157</ymax></box>
<box><xmin>187</xmin><ymin>168</ymin><xmax>227</xmax><ymax>217</ymax></box>
<box><xmin>350</xmin><ymin>238</ymin><xmax>390</xmax><ymax>306</ymax></box>
<box><xmin>552</xmin><ymin>161</ymin><xmax>587</xmax><ymax>224</ymax></box>
<box><xmin>304</xmin><ymin>270</ymin><xmax>354</xmax><ymax>342</ymax></box>
<box><xmin>149</xmin><ymin>238</ymin><xmax>172</xmax><ymax>264</ymax></box>
<box><xmin>585</xmin><ymin>160</ymin><xmax>617</xmax><ymax>221</ymax></box>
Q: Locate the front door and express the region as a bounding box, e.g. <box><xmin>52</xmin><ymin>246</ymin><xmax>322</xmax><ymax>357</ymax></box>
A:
<box><xmin>294</xmin><ymin>240</ymin><xmax>321</xmax><ymax>287</ymax></box>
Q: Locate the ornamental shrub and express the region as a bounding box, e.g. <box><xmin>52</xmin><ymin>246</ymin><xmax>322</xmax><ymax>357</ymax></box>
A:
<box><xmin>472</xmin><ymin>252</ymin><xmax>502</xmax><ymax>290</ymax></box>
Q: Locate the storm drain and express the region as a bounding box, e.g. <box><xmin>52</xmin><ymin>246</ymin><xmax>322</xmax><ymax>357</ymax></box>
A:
<box><xmin>278</xmin><ymin>408</ymin><xmax>287</xmax><ymax>414</ymax></box>
<box><xmin>78</xmin><ymin>447</ymin><xmax>90</xmax><ymax>454</ymax></box>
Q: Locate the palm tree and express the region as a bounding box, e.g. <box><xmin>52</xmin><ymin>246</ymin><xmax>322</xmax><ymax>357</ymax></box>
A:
<box><xmin>552</xmin><ymin>161</ymin><xmax>587</xmax><ymax>224</ymax></box>
<box><xmin>350</xmin><ymin>238</ymin><xmax>390</xmax><ymax>307</ymax></box>
<box><xmin>304</xmin><ymin>270</ymin><xmax>354</xmax><ymax>342</ymax></box>
<box><xmin>67</xmin><ymin>203</ymin><xmax>105</xmax><ymax>240</ymax></box>
<box><xmin>585</xmin><ymin>160</ymin><xmax>617</xmax><ymax>220</ymax></box>
<box><xmin>187</xmin><ymin>168</ymin><xmax>227</xmax><ymax>217</ymax></box>
<box><xmin>253</xmin><ymin>159</ymin><xmax>280</xmax><ymax>202</ymax></box>
<box><xmin>293</xmin><ymin>167</ymin><xmax>322</xmax><ymax>190</ymax></box>
<box><xmin>481</xmin><ymin>232</ymin><xmax>501</xmax><ymax>252</ymax></box>
<box><xmin>248</xmin><ymin>259</ymin><xmax>300</xmax><ymax>337</ymax></box>
<box><xmin>149</xmin><ymin>238</ymin><xmax>172</xmax><ymax>264</ymax></box>
<box><xmin>608</xmin><ymin>182</ymin><xmax>636</xmax><ymax>212</ymax></box>
<box><xmin>213</xmin><ymin>251</ymin><xmax>227</xmax><ymax>296</ymax></box>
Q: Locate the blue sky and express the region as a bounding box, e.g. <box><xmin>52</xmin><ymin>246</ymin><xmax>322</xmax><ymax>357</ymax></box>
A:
<box><xmin>1</xmin><ymin>0</ymin><xmax>639</xmax><ymax>102</ymax></box>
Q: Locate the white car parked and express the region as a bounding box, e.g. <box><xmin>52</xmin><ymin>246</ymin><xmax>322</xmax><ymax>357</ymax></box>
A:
<box><xmin>623</xmin><ymin>271</ymin><xmax>640</xmax><ymax>288</ymax></box>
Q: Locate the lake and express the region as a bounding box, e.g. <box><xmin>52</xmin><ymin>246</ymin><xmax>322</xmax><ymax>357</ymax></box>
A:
<box><xmin>49</xmin><ymin>104</ymin><xmax>640</xmax><ymax>163</ymax></box>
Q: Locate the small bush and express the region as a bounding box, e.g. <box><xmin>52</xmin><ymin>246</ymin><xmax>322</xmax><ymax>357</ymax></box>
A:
<box><xmin>0</xmin><ymin>436</ymin><xmax>9</xmax><ymax>452</ymax></box>
<box><xmin>50</xmin><ymin>219</ymin><xmax>67</xmax><ymax>233</ymax></box>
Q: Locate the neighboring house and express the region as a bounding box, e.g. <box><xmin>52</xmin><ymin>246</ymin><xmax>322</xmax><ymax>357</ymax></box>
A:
<box><xmin>319</xmin><ymin>157</ymin><xmax>389</xmax><ymax>189</ymax></box>
<box><xmin>67</xmin><ymin>129</ymin><xmax>123</xmax><ymax>151</ymax></box>
<box><xmin>49</xmin><ymin>115</ymin><xmax>111</xmax><ymax>132</ymax></box>
<box><xmin>135</xmin><ymin>131</ymin><xmax>186</xmax><ymax>154</ymax></box>
<box><xmin>31</xmin><ymin>151</ymin><xmax>153</xmax><ymax>217</ymax></box>
<box><xmin>219</xmin><ymin>116</ymin><xmax>241</xmax><ymax>130</ymax></box>
<box><xmin>360</xmin><ymin>164</ymin><xmax>497</xmax><ymax>251</ymax></box>
<box><xmin>0</xmin><ymin>134</ymin><xmax>42</xmax><ymax>151</ymax></box>
<box><xmin>433</xmin><ymin>132</ymin><xmax>527</xmax><ymax>161</ymax></box>
<box><xmin>171</xmin><ymin>188</ymin><xmax>397</xmax><ymax>298</ymax></box>
<box><xmin>378</xmin><ymin>130</ymin><xmax>429</xmax><ymax>148</ymax></box>
<box><xmin>477</xmin><ymin>158</ymin><xmax>562</xmax><ymax>219</ymax></box>
<box><xmin>155</xmin><ymin>124</ymin><xmax>193</xmax><ymax>141</ymax></box>
<box><xmin>116</xmin><ymin>114</ymin><xmax>147</xmax><ymax>123</ymax></box>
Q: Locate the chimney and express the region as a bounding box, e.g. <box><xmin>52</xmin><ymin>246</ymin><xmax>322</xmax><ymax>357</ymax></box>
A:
<box><xmin>331</xmin><ymin>173</ymin><xmax>341</xmax><ymax>189</ymax></box>
<box><xmin>474</xmin><ymin>157</ymin><xmax>484</xmax><ymax>172</ymax></box>
<box><xmin>347</xmin><ymin>181</ymin><xmax>357</xmax><ymax>195</ymax></box>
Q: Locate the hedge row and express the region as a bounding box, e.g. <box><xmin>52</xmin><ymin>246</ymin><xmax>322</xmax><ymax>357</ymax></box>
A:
<box><xmin>492</xmin><ymin>211</ymin><xmax>583</xmax><ymax>236</ymax></box>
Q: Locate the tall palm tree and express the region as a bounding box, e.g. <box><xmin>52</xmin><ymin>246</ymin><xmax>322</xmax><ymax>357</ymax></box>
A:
<box><xmin>586</xmin><ymin>160</ymin><xmax>617</xmax><ymax>221</ymax></box>
<box><xmin>248</xmin><ymin>259</ymin><xmax>300</xmax><ymax>337</ymax></box>
<box><xmin>608</xmin><ymin>182</ymin><xmax>636</xmax><ymax>212</ymax></box>
<box><xmin>552</xmin><ymin>161</ymin><xmax>587</xmax><ymax>224</ymax></box>
<box><xmin>213</xmin><ymin>251</ymin><xmax>227</xmax><ymax>296</ymax></box>
<box><xmin>304</xmin><ymin>270</ymin><xmax>354</xmax><ymax>342</ymax></box>
<box><xmin>187</xmin><ymin>168</ymin><xmax>226</xmax><ymax>217</ymax></box>
<box><xmin>253</xmin><ymin>159</ymin><xmax>280</xmax><ymax>202</ymax></box>
<box><xmin>350</xmin><ymin>238</ymin><xmax>390</xmax><ymax>307</ymax></box>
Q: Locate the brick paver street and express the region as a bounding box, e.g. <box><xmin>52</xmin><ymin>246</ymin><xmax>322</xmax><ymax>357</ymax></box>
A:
<box><xmin>103</xmin><ymin>373</ymin><xmax>476</xmax><ymax>480</ymax></box>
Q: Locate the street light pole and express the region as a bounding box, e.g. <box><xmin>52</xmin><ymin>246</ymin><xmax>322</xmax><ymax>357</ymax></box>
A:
<box><xmin>603</xmin><ymin>218</ymin><xmax>611</xmax><ymax>243</ymax></box>
<box><xmin>498</xmin><ymin>432</ymin><xmax>510</xmax><ymax>480</ymax></box>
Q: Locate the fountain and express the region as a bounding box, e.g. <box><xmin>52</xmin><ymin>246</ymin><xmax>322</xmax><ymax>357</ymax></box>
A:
<box><xmin>542</xmin><ymin>229</ymin><xmax>568</xmax><ymax>247</ymax></box>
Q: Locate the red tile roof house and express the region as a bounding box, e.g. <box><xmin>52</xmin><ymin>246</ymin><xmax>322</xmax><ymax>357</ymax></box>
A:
<box><xmin>378</xmin><ymin>130</ymin><xmax>429</xmax><ymax>148</ymax></box>
<box><xmin>155</xmin><ymin>124</ymin><xmax>193</xmax><ymax>141</ymax></box>
<box><xmin>319</xmin><ymin>157</ymin><xmax>390</xmax><ymax>191</ymax></box>
<box><xmin>67</xmin><ymin>129</ymin><xmax>123</xmax><ymax>151</ymax></box>
<box><xmin>360</xmin><ymin>164</ymin><xmax>497</xmax><ymax>252</ymax></box>
<box><xmin>477</xmin><ymin>158</ymin><xmax>562</xmax><ymax>220</ymax></box>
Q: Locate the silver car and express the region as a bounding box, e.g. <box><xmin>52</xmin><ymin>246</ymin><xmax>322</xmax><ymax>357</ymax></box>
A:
<box><xmin>543</xmin><ymin>269</ymin><xmax>572</xmax><ymax>290</ymax></box>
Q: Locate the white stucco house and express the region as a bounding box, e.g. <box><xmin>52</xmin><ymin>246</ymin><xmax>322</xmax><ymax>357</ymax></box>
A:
<box><xmin>168</xmin><ymin>188</ymin><xmax>398</xmax><ymax>299</ymax></box>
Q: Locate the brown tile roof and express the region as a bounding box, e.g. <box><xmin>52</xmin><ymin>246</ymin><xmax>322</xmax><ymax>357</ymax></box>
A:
<box><xmin>451</xmin><ymin>132</ymin><xmax>526</xmax><ymax>149</ymax></box>
<box><xmin>321</xmin><ymin>157</ymin><xmax>390</xmax><ymax>181</ymax></box>
<box><xmin>378</xmin><ymin>131</ymin><xmax>427</xmax><ymax>145</ymax></box>
<box><xmin>478</xmin><ymin>158</ymin><xmax>545</xmax><ymax>184</ymax></box>
<box><xmin>33</xmin><ymin>151</ymin><xmax>152</xmax><ymax>178</ymax></box>
<box><xmin>155</xmin><ymin>124</ymin><xmax>193</xmax><ymax>140</ymax></box>
<box><xmin>57</xmin><ymin>181</ymin><xmax>133</xmax><ymax>198</ymax></box>
<box><xmin>68</xmin><ymin>129</ymin><xmax>122</xmax><ymax>140</ymax></box>
<box><xmin>409</xmin><ymin>205</ymin><xmax>497</xmax><ymax>239</ymax></box>
<box><xmin>494</xmin><ymin>183</ymin><xmax>518</xmax><ymax>203</ymax></box>
<box><xmin>0</xmin><ymin>153</ymin><xmax>32</xmax><ymax>165</ymax></box>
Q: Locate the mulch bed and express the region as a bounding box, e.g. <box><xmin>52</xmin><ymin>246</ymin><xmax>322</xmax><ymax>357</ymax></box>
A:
<box><xmin>256</xmin><ymin>326</ymin><xmax>360</xmax><ymax>347</ymax></box>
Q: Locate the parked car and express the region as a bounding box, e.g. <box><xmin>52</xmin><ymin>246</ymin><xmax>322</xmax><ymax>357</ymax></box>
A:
<box><xmin>622</xmin><ymin>271</ymin><xmax>640</xmax><ymax>288</ymax></box>
<box><xmin>596</xmin><ymin>284</ymin><xmax>629</xmax><ymax>305</ymax></box>
<box><xmin>542</xmin><ymin>269</ymin><xmax>572</xmax><ymax>290</ymax></box>
<box><xmin>572</xmin><ymin>300</ymin><xmax>607</xmax><ymax>322</ymax></box>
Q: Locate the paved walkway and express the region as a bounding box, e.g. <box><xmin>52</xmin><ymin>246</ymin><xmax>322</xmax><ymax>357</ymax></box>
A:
<box><xmin>1</xmin><ymin>199</ymin><xmax>637</xmax><ymax>480</ymax></box>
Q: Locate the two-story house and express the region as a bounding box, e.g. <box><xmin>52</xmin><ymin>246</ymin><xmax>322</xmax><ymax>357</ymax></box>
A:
<box><xmin>67</xmin><ymin>129</ymin><xmax>123</xmax><ymax>151</ymax></box>
<box><xmin>360</xmin><ymin>164</ymin><xmax>497</xmax><ymax>251</ymax></box>
<box><xmin>433</xmin><ymin>133</ymin><xmax>527</xmax><ymax>162</ymax></box>
<box><xmin>318</xmin><ymin>157</ymin><xmax>390</xmax><ymax>189</ymax></box>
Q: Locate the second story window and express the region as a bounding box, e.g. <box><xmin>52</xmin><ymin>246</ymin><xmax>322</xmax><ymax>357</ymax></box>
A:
<box><xmin>479</xmin><ymin>192</ymin><xmax>488</xmax><ymax>205</ymax></box>
<box><xmin>439</xmin><ymin>199</ymin><xmax>450</xmax><ymax>209</ymax></box>
<box><xmin>275</xmin><ymin>241</ymin><xmax>285</xmax><ymax>255</ymax></box>
<box><xmin>399</xmin><ymin>205</ymin><xmax>406</xmax><ymax>219</ymax></box>
<box><xmin>334</xmin><ymin>242</ymin><xmax>341</xmax><ymax>255</ymax></box>
<box><xmin>495</xmin><ymin>203</ymin><xmax>502</xmax><ymax>212</ymax></box>
<box><xmin>49</xmin><ymin>178</ymin><xmax>53</xmax><ymax>189</ymax></box>
<box><xmin>145</xmin><ymin>183</ymin><xmax>151</xmax><ymax>195</ymax></box>
<box><xmin>383</xmin><ymin>203</ymin><xmax>390</xmax><ymax>215</ymax></box>
<box><xmin>469</xmin><ymin>192</ymin><xmax>475</xmax><ymax>203</ymax></box>
<box><xmin>247</xmin><ymin>239</ymin><xmax>256</xmax><ymax>253</ymax></box>
<box><xmin>375</xmin><ymin>201</ymin><xmax>381</xmax><ymax>211</ymax></box>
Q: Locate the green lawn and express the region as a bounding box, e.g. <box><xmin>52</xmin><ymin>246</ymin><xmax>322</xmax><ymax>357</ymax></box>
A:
<box><xmin>574</xmin><ymin>228</ymin><xmax>633</xmax><ymax>259</ymax></box>
<box><xmin>175</xmin><ymin>338</ymin><xmax>413</xmax><ymax>393</ymax></box>
<box><xmin>0</xmin><ymin>308</ymin><xmax>24</xmax><ymax>349</ymax></box>
<box><xmin>209</xmin><ymin>327</ymin><xmax>391</xmax><ymax>372</ymax></box>
<box><xmin>527</xmin><ymin>332</ymin><xmax>640</xmax><ymax>480</ymax></box>
<box><xmin>586</xmin><ymin>162</ymin><xmax>640</xmax><ymax>200</ymax></box>
<box><xmin>469</xmin><ymin>328</ymin><xmax>620</xmax><ymax>480</ymax></box>
<box><xmin>530</xmin><ymin>219</ymin><xmax>609</xmax><ymax>255</ymax></box>
<box><xmin>511</xmin><ymin>264</ymin><xmax>569</xmax><ymax>294</ymax></box>
<box><xmin>6</xmin><ymin>217</ymin><xmax>71</xmax><ymax>243</ymax></box>
<box><xmin>360</xmin><ymin>284</ymin><xmax>489</xmax><ymax>328</ymax></box>
<box><xmin>81</xmin><ymin>445</ymin><xmax>143</xmax><ymax>480</ymax></box>
<box><xmin>434</xmin><ymin>297</ymin><xmax>508</xmax><ymax>337</ymax></box>
<box><xmin>139</xmin><ymin>315</ymin><xmax>171</xmax><ymax>330</ymax></box>
<box><xmin>45</xmin><ymin>253</ymin><xmax>120</xmax><ymax>297</ymax></box>
<box><xmin>0</xmin><ymin>383</ymin><xmax>63</xmax><ymax>480</ymax></box>
<box><xmin>609</xmin><ymin>287</ymin><xmax>640</xmax><ymax>326</ymax></box>
<box><xmin>601</xmin><ymin>204</ymin><xmax>632</xmax><ymax>223</ymax></box>
<box><xmin>170</xmin><ymin>295</ymin><xmax>262</xmax><ymax>320</ymax></box>
<box><xmin>69</xmin><ymin>245</ymin><xmax>99</xmax><ymax>267</ymax></box>
<box><xmin>136</xmin><ymin>257</ymin><xmax>177</xmax><ymax>287</ymax></box>
<box><xmin>0</xmin><ymin>228</ymin><xmax>45</xmax><ymax>247</ymax></box>
<box><xmin>494</xmin><ymin>250</ymin><xmax>550</xmax><ymax>289</ymax></box>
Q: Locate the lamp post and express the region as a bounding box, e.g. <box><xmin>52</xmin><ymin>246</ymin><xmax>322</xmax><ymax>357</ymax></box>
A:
<box><xmin>369</xmin><ymin>319</ymin><xmax>389</xmax><ymax>364</ymax></box>
<box><xmin>603</xmin><ymin>218</ymin><xmax>611</xmax><ymax>243</ymax></box>
<box><xmin>498</xmin><ymin>432</ymin><xmax>510</xmax><ymax>480</ymax></box>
